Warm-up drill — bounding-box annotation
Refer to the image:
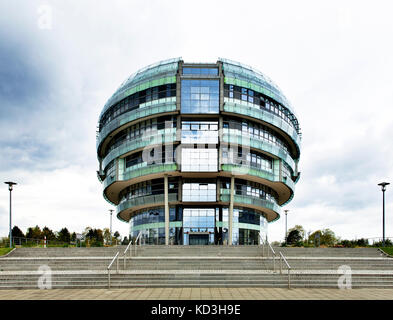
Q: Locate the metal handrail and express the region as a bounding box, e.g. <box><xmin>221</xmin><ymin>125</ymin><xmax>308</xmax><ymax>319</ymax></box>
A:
<box><xmin>279</xmin><ymin>251</ymin><xmax>291</xmax><ymax>289</ymax></box>
<box><xmin>259</xmin><ymin>234</ymin><xmax>276</xmax><ymax>272</ymax></box>
<box><xmin>123</xmin><ymin>240</ymin><xmax>133</xmax><ymax>269</ymax></box>
<box><xmin>123</xmin><ymin>231</ymin><xmax>142</xmax><ymax>269</ymax></box>
<box><xmin>134</xmin><ymin>231</ymin><xmax>142</xmax><ymax>256</ymax></box>
<box><xmin>258</xmin><ymin>233</ymin><xmax>266</xmax><ymax>256</ymax></box>
<box><xmin>267</xmin><ymin>242</ymin><xmax>276</xmax><ymax>271</ymax></box>
<box><xmin>107</xmin><ymin>251</ymin><xmax>120</xmax><ymax>289</ymax></box>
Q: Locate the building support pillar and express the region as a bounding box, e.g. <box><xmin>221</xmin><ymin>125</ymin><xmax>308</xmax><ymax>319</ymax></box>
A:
<box><xmin>228</xmin><ymin>175</ymin><xmax>235</xmax><ymax>246</ymax></box>
<box><xmin>164</xmin><ymin>174</ymin><xmax>169</xmax><ymax>245</ymax></box>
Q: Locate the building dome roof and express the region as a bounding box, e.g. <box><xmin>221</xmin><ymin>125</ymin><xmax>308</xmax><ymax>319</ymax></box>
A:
<box><xmin>99</xmin><ymin>57</ymin><xmax>298</xmax><ymax>120</ymax></box>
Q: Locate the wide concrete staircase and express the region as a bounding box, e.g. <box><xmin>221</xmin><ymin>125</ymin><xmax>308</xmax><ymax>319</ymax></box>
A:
<box><xmin>0</xmin><ymin>246</ymin><xmax>392</xmax><ymax>289</ymax></box>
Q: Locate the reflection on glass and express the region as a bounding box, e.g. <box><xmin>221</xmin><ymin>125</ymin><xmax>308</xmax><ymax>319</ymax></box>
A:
<box><xmin>181</xmin><ymin>148</ymin><xmax>218</xmax><ymax>172</ymax></box>
<box><xmin>181</xmin><ymin>121</ymin><xmax>218</xmax><ymax>144</ymax></box>
<box><xmin>183</xmin><ymin>67</ymin><xmax>218</xmax><ymax>75</ymax></box>
<box><xmin>182</xmin><ymin>183</ymin><xmax>216</xmax><ymax>202</ymax></box>
<box><xmin>181</xmin><ymin>80</ymin><xmax>219</xmax><ymax>114</ymax></box>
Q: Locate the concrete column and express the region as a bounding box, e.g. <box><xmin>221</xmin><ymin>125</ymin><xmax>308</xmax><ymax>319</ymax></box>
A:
<box><xmin>164</xmin><ymin>174</ymin><xmax>169</xmax><ymax>245</ymax></box>
<box><xmin>228</xmin><ymin>175</ymin><xmax>235</xmax><ymax>246</ymax></box>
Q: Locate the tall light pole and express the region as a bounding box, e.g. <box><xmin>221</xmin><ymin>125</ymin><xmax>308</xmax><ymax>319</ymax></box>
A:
<box><xmin>109</xmin><ymin>209</ymin><xmax>114</xmax><ymax>245</ymax></box>
<box><xmin>284</xmin><ymin>209</ymin><xmax>289</xmax><ymax>244</ymax></box>
<box><xmin>378</xmin><ymin>182</ymin><xmax>389</xmax><ymax>247</ymax></box>
<box><xmin>4</xmin><ymin>182</ymin><xmax>17</xmax><ymax>248</ymax></box>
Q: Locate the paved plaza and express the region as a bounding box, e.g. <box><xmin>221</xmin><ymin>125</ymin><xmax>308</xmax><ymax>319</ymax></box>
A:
<box><xmin>0</xmin><ymin>287</ymin><xmax>393</xmax><ymax>300</ymax></box>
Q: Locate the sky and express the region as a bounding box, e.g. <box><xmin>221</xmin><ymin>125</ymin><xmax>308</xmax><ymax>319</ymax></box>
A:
<box><xmin>0</xmin><ymin>0</ymin><xmax>392</xmax><ymax>243</ymax></box>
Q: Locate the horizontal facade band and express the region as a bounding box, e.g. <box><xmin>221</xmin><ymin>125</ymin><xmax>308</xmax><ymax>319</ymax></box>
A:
<box><xmin>97</xmin><ymin>101</ymin><xmax>177</xmax><ymax>154</ymax></box>
<box><xmin>223</xmin><ymin>100</ymin><xmax>301</xmax><ymax>157</ymax></box>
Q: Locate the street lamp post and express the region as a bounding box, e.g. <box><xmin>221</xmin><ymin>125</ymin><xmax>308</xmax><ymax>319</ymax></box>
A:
<box><xmin>109</xmin><ymin>209</ymin><xmax>114</xmax><ymax>245</ymax></box>
<box><xmin>284</xmin><ymin>209</ymin><xmax>289</xmax><ymax>244</ymax></box>
<box><xmin>378</xmin><ymin>182</ymin><xmax>389</xmax><ymax>247</ymax></box>
<box><xmin>4</xmin><ymin>181</ymin><xmax>17</xmax><ymax>248</ymax></box>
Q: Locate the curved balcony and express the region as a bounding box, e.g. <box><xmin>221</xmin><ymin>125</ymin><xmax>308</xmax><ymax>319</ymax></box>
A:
<box><xmin>103</xmin><ymin>162</ymin><xmax>178</xmax><ymax>204</ymax></box>
<box><xmin>97</xmin><ymin>98</ymin><xmax>177</xmax><ymax>154</ymax></box>
<box><xmin>220</xmin><ymin>189</ymin><xmax>280</xmax><ymax>222</ymax></box>
<box><xmin>220</xmin><ymin>163</ymin><xmax>295</xmax><ymax>205</ymax></box>
<box><xmin>102</xmin><ymin>128</ymin><xmax>177</xmax><ymax>169</ymax></box>
<box><xmin>223</xmin><ymin>99</ymin><xmax>301</xmax><ymax>157</ymax></box>
<box><xmin>222</xmin><ymin>129</ymin><xmax>296</xmax><ymax>173</ymax></box>
<box><xmin>117</xmin><ymin>193</ymin><xmax>178</xmax><ymax>221</ymax></box>
<box><xmin>216</xmin><ymin>221</ymin><xmax>262</xmax><ymax>232</ymax></box>
<box><xmin>130</xmin><ymin>221</ymin><xmax>182</xmax><ymax>233</ymax></box>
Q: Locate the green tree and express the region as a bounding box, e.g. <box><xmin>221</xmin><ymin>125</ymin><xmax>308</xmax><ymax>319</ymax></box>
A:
<box><xmin>288</xmin><ymin>225</ymin><xmax>305</xmax><ymax>239</ymax></box>
<box><xmin>121</xmin><ymin>236</ymin><xmax>129</xmax><ymax>245</ymax></box>
<box><xmin>286</xmin><ymin>229</ymin><xmax>303</xmax><ymax>245</ymax></box>
<box><xmin>12</xmin><ymin>226</ymin><xmax>24</xmax><ymax>238</ymax></box>
<box><xmin>320</xmin><ymin>228</ymin><xmax>337</xmax><ymax>246</ymax></box>
<box><xmin>57</xmin><ymin>228</ymin><xmax>71</xmax><ymax>243</ymax></box>
<box><xmin>309</xmin><ymin>229</ymin><xmax>337</xmax><ymax>247</ymax></box>
<box><xmin>26</xmin><ymin>226</ymin><xmax>42</xmax><ymax>239</ymax></box>
<box><xmin>94</xmin><ymin>229</ymin><xmax>104</xmax><ymax>243</ymax></box>
<box><xmin>309</xmin><ymin>230</ymin><xmax>321</xmax><ymax>246</ymax></box>
<box><xmin>86</xmin><ymin>228</ymin><xmax>104</xmax><ymax>246</ymax></box>
<box><xmin>42</xmin><ymin>226</ymin><xmax>56</xmax><ymax>240</ymax></box>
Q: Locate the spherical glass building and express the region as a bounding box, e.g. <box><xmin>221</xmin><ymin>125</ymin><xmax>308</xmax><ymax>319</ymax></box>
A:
<box><xmin>96</xmin><ymin>58</ymin><xmax>301</xmax><ymax>245</ymax></box>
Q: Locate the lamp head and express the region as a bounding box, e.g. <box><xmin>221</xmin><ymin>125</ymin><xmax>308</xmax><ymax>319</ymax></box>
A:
<box><xmin>378</xmin><ymin>182</ymin><xmax>390</xmax><ymax>191</ymax></box>
<box><xmin>4</xmin><ymin>181</ymin><xmax>17</xmax><ymax>191</ymax></box>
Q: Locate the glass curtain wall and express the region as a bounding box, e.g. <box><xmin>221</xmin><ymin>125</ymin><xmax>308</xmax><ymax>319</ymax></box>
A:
<box><xmin>181</xmin><ymin>80</ymin><xmax>219</xmax><ymax>114</ymax></box>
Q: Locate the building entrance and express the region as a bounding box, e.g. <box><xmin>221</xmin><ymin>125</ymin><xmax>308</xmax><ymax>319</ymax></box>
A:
<box><xmin>189</xmin><ymin>233</ymin><xmax>209</xmax><ymax>245</ymax></box>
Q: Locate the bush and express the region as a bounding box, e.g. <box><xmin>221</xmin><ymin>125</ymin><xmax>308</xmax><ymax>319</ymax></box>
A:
<box><xmin>373</xmin><ymin>239</ymin><xmax>393</xmax><ymax>247</ymax></box>
<box><xmin>294</xmin><ymin>241</ymin><xmax>304</xmax><ymax>247</ymax></box>
<box><xmin>90</xmin><ymin>240</ymin><xmax>103</xmax><ymax>247</ymax></box>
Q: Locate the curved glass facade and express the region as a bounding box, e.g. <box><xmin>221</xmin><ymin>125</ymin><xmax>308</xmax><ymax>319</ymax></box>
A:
<box><xmin>129</xmin><ymin>206</ymin><xmax>267</xmax><ymax>245</ymax></box>
<box><xmin>97</xmin><ymin>58</ymin><xmax>301</xmax><ymax>245</ymax></box>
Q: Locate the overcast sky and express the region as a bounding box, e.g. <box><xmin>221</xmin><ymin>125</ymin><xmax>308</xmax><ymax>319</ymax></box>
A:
<box><xmin>0</xmin><ymin>0</ymin><xmax>392</xmax><ymax>243</ymax></box>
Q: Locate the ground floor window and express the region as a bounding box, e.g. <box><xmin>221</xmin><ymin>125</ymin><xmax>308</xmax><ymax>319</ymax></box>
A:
<box><xmin>129</xmin><ymin>205</ymin><xmax>268</xmax><ymax>245</ymax></box>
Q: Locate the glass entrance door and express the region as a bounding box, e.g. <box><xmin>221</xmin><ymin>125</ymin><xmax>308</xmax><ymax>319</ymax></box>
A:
<box><xmin>183</xmin><ymin>208</ymin><xmax>216</xmax><ymax>245</ymax></box>
<box><xmin>189</xmin><ymin>234</ymin><xmax>209</xmax><ymax>245</ymax></box>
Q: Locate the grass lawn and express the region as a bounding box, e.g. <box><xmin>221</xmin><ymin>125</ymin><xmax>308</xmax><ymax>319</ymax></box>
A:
<box><xmin>0</xmin><ymin>248</ymin><xmax>13</xmax><ymax>256</ymax></box>
<box><xmin>381</xmin><ymin>247</ymin><xmax>393</xmax><ymax>256</ymax></box>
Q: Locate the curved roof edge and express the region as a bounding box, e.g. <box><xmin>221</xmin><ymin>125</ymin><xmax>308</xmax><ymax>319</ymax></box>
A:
<box><xmin>99</xmin><ymin>57</ymin><xmax>182</xmax><ymax>118</ymax></box>
<box><xmin>218</xmin><ymin>57</ymin><xmax>298</xmax><ymax>118</ymax></box>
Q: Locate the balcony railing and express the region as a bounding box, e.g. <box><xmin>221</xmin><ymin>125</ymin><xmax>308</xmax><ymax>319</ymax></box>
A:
<box><xmin>102</xmin><ymin>128</ymin><xmax>176</xmax><ymax>169</ymax></box>
<box><xmin>223</xmin><ymin>100</ymin><xmax>301</xmax><ymax>155</ymax></box>
<box><xmin>97</xmin><ymin>100</ymin><xmax>177</xmax><ymax>150</ymax></box>
<box><xmin>222</xmin><ymin>129</ymin><xmax>296</xmax><ymax>172</ymax></box>
<box><xmin>117</xmin><ymin>193</ymin><xmax>178</xmax><ymax>213</ymax></box>
<box><xmin>103</xmin><ymin>163</ymin><xmax>177</xmax><ymax>190</ymax></box>
<box><xmin>220</xmin><ymin>189</ymin><xmax>280</xmax><ymax>213</ymax></box>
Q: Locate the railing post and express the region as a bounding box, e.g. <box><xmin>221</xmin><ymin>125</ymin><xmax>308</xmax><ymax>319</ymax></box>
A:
<box><xmin>117</xmin><ymin>256</ymin><xmax>119</xmax><ymax>273</ymax></box>
<box><xmin>108</xmin><ymin>270</ymin><xmax>111</xmax><ymax>289</ymax></box>
<box><xmin>280</xmin><ymin>255</ymin><xmax>282</xmax><ymax>274</ymax></box>
<box><xmin>273</xmin><ymin>256</ymin><xmax>275</xmax><ymax>272</ymax></box>
<box><xmin>288</xmin><ymin>269</ymin><xmax>291</xmax><ymax>289</ymax></box>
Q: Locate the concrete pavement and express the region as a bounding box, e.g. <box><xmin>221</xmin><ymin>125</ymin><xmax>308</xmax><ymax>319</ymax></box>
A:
<box><xmin>1</xmin><ymin>287</ymin><xmax>393</xmax><ymax>300</ymax></box>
